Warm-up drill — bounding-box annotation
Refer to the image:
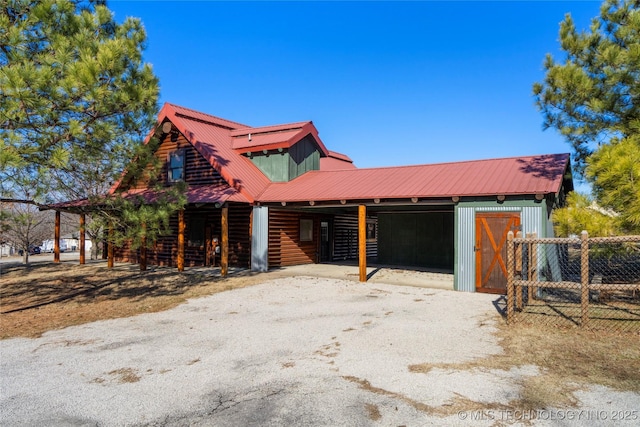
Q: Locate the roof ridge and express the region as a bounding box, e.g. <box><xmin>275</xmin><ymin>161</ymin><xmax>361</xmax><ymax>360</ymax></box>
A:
<box><xmin>331</xmin><ymin>153</ymin><xmax>570</xmax><ymax>173</ymax></box>
<box><xmin>165</xmin><ymin>102</ymin><xmax>248</xmax><ymax>128</ymax></box>
<box><xmin>231</xmin><ymin>121</ymin><xmax>311</xmax><ymax>136</ymax></box>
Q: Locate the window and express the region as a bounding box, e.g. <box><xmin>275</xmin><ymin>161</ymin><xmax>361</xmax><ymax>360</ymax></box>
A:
<box><xmin>300</xmin><ymin>219</ymin><xmax>313</xmax><ymax>242</ymax></box>
<box><xmin>168</xmin><ymin>149</ymin><xmax>185</xmax><ymax>182</ymax></box>
<box><xmin>188</xmin><ymin>217</ymin><xmax>205</xmax><ymax>247</ymax></box>
<box><xmin>366</xmin><ymin>220</ymin><xmax>377</xmax><ymax>241</ymax></box>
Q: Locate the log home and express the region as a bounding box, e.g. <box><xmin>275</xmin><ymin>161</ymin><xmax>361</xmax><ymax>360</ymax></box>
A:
<box><xmin>58</xmin><ymin>103</ymin><xmax>574</xmax><ymax>293</ymax></box>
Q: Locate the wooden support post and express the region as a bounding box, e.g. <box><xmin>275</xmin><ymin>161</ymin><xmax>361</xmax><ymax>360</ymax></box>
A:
<box><xmin>54</xmin><ymin>211</ymin><xmax>61</xmax><ymax>263</ymax></box>
<box><xmin>506</xmin><ymin>231</ymin><xmax>514</xmax><ymax>324</ymax></box>
<box><xmin>221</xmin><ymin>205</ymin><xmax>229</xmax><ymax>277</ymax></box>
<box><xmin>580</xmin><ymin>230</ymin><xmax>589</xmax><ymax>327</ymax></box>
<box><xmin>140</xmin><ymin>224</ymin><xmax>147</xmax><ymax>271</ymax></box>
<box><xmin>107</xmin><ymin>227</ymin><xmax>114</xmax><ymax>268</ymax></box>
<box><xmin>177</xmin><ymin>209</ymin><xmax>185</xmax><ymax>272</ymax></box>
<box><xmin>358</xmin><ymin>204</ymin><xmax>367</xmax><ymax>282</ymax></box>
<box><xmin>79</xmin><ymin>214</ymin><xmax>86</xmax><ymax>265</ymax></box>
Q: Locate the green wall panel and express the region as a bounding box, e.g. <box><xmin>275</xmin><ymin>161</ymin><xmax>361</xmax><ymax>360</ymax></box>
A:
<box><xmin>250</xmin><ymin>152</ymin><xmax>289</xmax><ymax>182</ymax></box>
<box><xmin>289</xmin><ymin>135</ymin><xmax>320</xmax><ymax>181</ymax></box>
<box><xmin>249</xmin><ymin>135</ymin><xmax>320</xmax><ymax>182</ymax></box>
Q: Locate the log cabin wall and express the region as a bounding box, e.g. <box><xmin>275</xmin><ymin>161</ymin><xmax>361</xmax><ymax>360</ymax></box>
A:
<box><xmin>129</xmin><ymin>131</ymin><xmax>226</xmax><ymax>189</ymax></box>
<box><xmin>113</xmin><ymin>126</ymin><xmax>252</xmax><ymax>268</ymax></box>
<box><xmin>268</xmin><ymin>209</ymin><xmax>319</xmax><ymax>267</ymax></box>
<box><xmin>114</xmin><ymin>203</ymin><xmax>251</xmax><ymax>268</ymax></box>
<box><xmin>333</xmin><ymin>214</ymin><xmax>378</xmax><ymax>261</ymax></box>
<box><xmin>227</xmin><ymin>204</ymin><xmax>252</xmax><ymax>268</ymax></box>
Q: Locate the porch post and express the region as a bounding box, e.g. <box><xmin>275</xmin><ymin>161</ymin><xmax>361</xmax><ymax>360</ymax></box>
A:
<box><xmin>140</xmin><ymin>223</ymin><xmax>147</xmax><ymax>271</ymax></box>
<box><xmin>221</xmin><ymin>205</ymin><xmax>229</xmax><ymax>277</ymax></box>
<box><xmin>177</xmin><ymin>209</ymin><xmax>185</xmax><ymax>272</ymax></box>
<box><xmin>358</xmin><ymin>204</ymin><xmax>367</xmax><ymax>282</ymax></box>
<box><xmin>54</xmin><ymin>211</ymin><xmax>61</xmax><ymax>263</ymax></box>
<box><xmin>107</xmin><ymin>226</ymin><xmax>114</xmax><ymax>268</ymax></box>
<box><xmin>79</xmin><ymin>213</ymin><xmax>86</xmax><ymax>265</ymax></box>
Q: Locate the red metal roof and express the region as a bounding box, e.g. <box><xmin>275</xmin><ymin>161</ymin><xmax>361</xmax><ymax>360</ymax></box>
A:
<box><xmin>320</xmin><ymin>151</ymin><xmax>356</xmax><ymax>171</ymax></box>
<box><xmin>49</xmin><ymin>183</ymin><xmax>248</xmax><ymax>211</ymax></box>
<box><xmin>231</xmin><ymin>127</ymin><xmax>305</xmax><ymax>151</ymax></box>
<box><xmin>258</xmin><ymin>154</ymin><xmax>571</xmax><ymax>203</ymax></box>
<box><xmin>109</xmin><ymin>103</ymin><xmax>272</xmax><ymax>203</ymax></box>
<box><xmin>168</xmin><ymin>103</ymin><xmax>248</xmax><ymax>129</ymax></box>
<box><xmin>327</xmin><ymin>151</ymin><xmax>353</xmax><ymax>163</ymax></box>
<box><xmin>108</xmin><ymin>103</ymin><xmax>571</xmax><ymax>207</ymax></box>
<box><xmin>120</xmin><ymin>185</ymin><xmax>248</xmax><ymax>204</ymax></box>
<box><xmin>231</xmin><ymin>121</ymin><xmax>330</xmax><ymax>156</ymax></box>
<box><xmin>111</xmin><ymin>103</ymin><xmax>334</xmax><ymax>204</ymax></box>
<box><xmin>230</xmin><ymin>122</ymin><xmax>310</xmax><ymax>137</ymax></box>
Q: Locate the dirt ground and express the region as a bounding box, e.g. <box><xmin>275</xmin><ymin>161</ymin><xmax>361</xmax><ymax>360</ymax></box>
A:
<box><xmin>1</xmin><ymin>260</ymin><xmax>639</xmax><ymax>405</ymax></box>
<box><xmin>0</xmin><ymin>261</ymin><xmax>274</xmax><ymax>339</ymax></box>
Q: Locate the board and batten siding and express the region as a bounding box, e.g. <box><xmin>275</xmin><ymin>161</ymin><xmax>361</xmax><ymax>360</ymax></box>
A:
<box><xmin>247</xmin><ymin>135</ymin><xmax>321</xmax><ymax>182</ymax></box>
<box><xmin>455</xmin><ymin>203</ymin><xmax>548</xmax><ymax>292</ymax></box>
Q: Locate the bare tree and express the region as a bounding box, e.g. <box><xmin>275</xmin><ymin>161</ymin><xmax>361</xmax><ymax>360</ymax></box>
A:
<box><xmin>1</xmin><ymin>202</ymin><xmax>53</xmax><ymax>264</ymax></box>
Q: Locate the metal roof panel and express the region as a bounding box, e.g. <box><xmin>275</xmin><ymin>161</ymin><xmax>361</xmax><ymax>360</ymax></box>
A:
<box><xmin>257</xmin><ymin>154</ymin><xmax>571</xmax><ymax>202</ymax></box>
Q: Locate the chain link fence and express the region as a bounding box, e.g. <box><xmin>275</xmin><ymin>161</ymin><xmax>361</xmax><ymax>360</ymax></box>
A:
<box><xmin>506</xmin><ymin>232</ymin><xmax>640</xmax><ymax>333</ymax></box>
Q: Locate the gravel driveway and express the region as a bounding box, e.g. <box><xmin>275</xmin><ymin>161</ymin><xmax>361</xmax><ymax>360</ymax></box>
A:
<box><xmin>1</xmin><ymin>276</ymin><xmax>638</xmax><ymax>426</ymax></box>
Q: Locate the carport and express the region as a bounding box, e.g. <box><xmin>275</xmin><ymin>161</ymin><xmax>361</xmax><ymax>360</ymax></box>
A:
<box><xmin>254</xmin><ymin>153</ymin><xmax>573</xmax><ymax>293</ymax></box>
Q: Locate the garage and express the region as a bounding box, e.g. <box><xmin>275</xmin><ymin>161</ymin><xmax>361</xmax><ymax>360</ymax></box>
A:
<box><xmin>377</xmin><ymin>210</ymin><xmax>454</xmax><ymax>271</ymax></box>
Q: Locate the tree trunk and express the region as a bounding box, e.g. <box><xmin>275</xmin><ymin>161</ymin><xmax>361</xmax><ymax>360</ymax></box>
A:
<box><xmin>90</xmin><ymin>236</ymin><xmax>99</xmax><ymax>260</ymax></box>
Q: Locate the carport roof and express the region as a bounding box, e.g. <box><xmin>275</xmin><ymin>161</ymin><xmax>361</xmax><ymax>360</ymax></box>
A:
<box><xmin>257</xmin><ymin>153</ymin><xmax>571</xmax><ymax>203</ymax></box>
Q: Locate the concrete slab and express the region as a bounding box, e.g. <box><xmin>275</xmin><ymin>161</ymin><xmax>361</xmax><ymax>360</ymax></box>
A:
<box><xmin>271</xmin><ymin>263</ymin><xmax>455</xmax><ymax>290</ymax></box>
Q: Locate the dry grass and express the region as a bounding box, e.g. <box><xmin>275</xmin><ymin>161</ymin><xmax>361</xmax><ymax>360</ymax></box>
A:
<box><xmin>344</xmin><ymin>322</ymin><xmax>639</xmax><ymax>417</ymax></box>
<box><xmin>343</xmin><ymin>375</ymin><xmax>506</xmax><ymax>418</ymax></box>
<box><xmin>0</xmin><ymin>261</ymin><xmax>277</xmax><ymax>339</ymax></box>
<box><xmin>514</xmin><ymin>299</ymin><xmax>640</xmax><ymax>333</ymax></box>
<box><xmin>364</xmin><ymin>403</ymin><xmax>382</xmax><ymax>421</ymax></box>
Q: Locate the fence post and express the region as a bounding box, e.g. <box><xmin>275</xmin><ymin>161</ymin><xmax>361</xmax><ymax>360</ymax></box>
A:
<box><xmin>581</xmin><ymin>230</ymin><xmax>589</xmax><ymax>327</ymax></box>
<box><xmin>507</xmin><ymin>231</ymin><xmax>515</xmax><ymax>324</ymax></box>
<box><xmin>516</xmin><ymin>232</ymin><xmax>524</xmax><ymax>310</ymax></box>
<box><xmin>528</xmin><ymin>232</ymin><xmax>537</xmax><ymax>302</ymax></box>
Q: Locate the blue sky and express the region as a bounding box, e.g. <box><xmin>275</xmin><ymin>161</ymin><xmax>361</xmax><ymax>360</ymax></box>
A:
<box><xmin>110</xmin><ymin>0</ymin><xmax>601</xmax><ymax>187</ymax></box>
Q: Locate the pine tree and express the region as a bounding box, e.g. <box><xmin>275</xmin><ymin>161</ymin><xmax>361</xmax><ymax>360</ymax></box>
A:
<box><xmin>587</xmin><ymin>136</ymin><xmax>640</xmax><ymax>232</ymax></box>
<box><xmin>533</xmin><ymin>0</ymin><xmax>640</xmax><ymax>175</ymax></box>
<box><xmin>534</xmin><ymin>0</ymin><xmax>640</xmax><ymax>234</ymax></box>
<box><xmin>0</xmin><ymin>0</ymin><xmax>185</xmax><ymax>250</ymax></box>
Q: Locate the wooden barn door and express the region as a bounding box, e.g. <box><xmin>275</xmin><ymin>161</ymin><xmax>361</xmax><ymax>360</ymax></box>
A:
<box><xmin>475</xmin><ymin>212</ymin><xmax>521</xmax><ymax>293</ymax></box>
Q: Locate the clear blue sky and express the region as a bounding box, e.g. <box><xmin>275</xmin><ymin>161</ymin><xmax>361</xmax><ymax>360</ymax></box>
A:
<box><xmin>110</xmin><ymin>0</ymin><xmax>601</xmax><ymax>187</ymax></box>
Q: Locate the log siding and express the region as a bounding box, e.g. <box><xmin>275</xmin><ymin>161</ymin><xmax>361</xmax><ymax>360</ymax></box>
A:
<box><xmin>268</xmin><ymin>209</ymin><xmax>319</xmax><ymax>267</ymax></box>
<box><xmin>114</xmin><ymin>203</ymin><xmax>251</xmax><ymax>268</ymax></box>
<box><xmin>129</xmin><ymin>132</ymin><xmax>226</xmax><ymax>189</ymax></box>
